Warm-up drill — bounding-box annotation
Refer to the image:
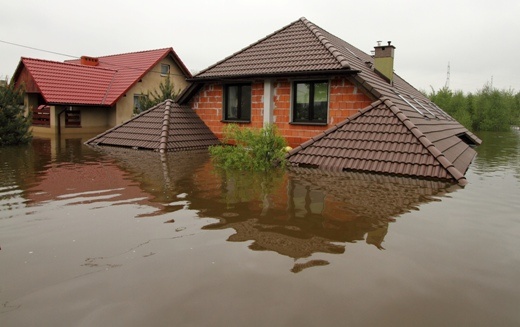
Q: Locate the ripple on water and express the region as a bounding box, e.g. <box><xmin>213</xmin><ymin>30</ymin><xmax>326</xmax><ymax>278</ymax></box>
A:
<box><xmin>0</xmin><ymin>185</ymin><xmax>28</xmax><ymax>219</ymax></box>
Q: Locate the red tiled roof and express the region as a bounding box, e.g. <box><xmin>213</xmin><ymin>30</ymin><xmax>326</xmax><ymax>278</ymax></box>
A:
<box><xmin>86</xmin><ymin>99</ymin><xmax>220</xmax><ymax>151</ymax></box>
<box><xmin>14</xmin><ymin>48</ymin><xmax>190</xmax><ymax>106</ymax></box>
<box><xmin>17</xmin><ymin>58</ymin><xmax>117</xmax><ymax>105</ymax></box>
<box><xmin>191</xmin><ymin>17</ymin><xmax>481</xmax><ymax>184</ymax></box>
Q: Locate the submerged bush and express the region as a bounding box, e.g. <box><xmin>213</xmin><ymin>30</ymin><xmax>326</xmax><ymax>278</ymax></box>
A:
<box><xmin>209</xmin><ymin>124</ymin><xmax>287</xmax><ymax>171</ymax></box>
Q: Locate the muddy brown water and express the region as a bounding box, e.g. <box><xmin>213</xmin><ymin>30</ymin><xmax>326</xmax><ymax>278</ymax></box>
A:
<box><xmin>1</xmin><ymin>131</ymin><xmax>519</xmax><ymax>326</ymax></box>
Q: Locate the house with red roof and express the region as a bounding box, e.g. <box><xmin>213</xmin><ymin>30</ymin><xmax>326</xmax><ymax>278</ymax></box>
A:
<box><xmin>12</xmin><ymin>48</ymin><xmax>191</xmax><ymax>135</ymax></box>
<box><xmin>88</xmin><ymin>17</ymin><xmax>481</xmax><ymax>185</ymax></box>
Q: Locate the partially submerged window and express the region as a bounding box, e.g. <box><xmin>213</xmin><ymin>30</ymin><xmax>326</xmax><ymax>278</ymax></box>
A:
<box><xmin>224</xmin><ymin>84</ymin><xmax>251</xmax><ymax>122</ymax></box>
<box><xmin>65</xmin><ymin>109</ymin><xmax>81</xmax><ymax>128</ymax></box>
<box><xmin>161</xmin><ymin>64</ymin><xmax>170</xmax><ymax>76</ymax></box>
<box><xmin>292</xmin><ymin>81</ymin><xmax>328</xmax><ymax>124</ymax></box>
<box><xmin>32</xmin><ymin>105</ymin><xmax>50</xmax><ymax>127</ymax></box>
<box><xmin>457</xmin><ymin>132</ymin><xmax>478</xmax><ymax>146</ymax></box>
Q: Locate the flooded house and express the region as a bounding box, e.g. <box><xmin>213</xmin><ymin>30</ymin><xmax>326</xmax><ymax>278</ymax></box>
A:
<box><xmin>12</xmin><ymin>48</ymin><xmax>191</xmax><ymax>136</ymax></box>
<box><xmin>87</xmin><ymin>17</ymin><xmax>480</xmax><ymax>185</ymax></box>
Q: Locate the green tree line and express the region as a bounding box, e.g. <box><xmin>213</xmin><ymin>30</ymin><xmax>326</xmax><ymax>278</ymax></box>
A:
<box><xmin>428</xmin><ymin>83</ymin><xmax>520</xmax><ymax>132</ymax></box>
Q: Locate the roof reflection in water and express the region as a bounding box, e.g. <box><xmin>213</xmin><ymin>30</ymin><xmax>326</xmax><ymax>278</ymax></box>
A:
<box><xmin>186</xmin><ymin>164</ymin><xmax>459</xmax><ymax>268</ymax></box>
<box><xmin>91</xmin><ymin>148</ymin><xmax>460</xmax><ymax>271</ymax></box>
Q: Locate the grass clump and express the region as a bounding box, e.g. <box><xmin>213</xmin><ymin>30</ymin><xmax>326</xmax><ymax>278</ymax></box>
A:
<box><xmin>209</xmin><ymin>124</ymin><xmax>287</xmax><ymax>172</ymax></box>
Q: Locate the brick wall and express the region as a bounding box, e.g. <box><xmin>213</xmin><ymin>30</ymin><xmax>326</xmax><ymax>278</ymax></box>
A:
<box><xmin>190</xmin><ymin>82</ymin><xmax>265</xmax><ymax>138</ymax></box>
<box><xmin>190</xmin><ymin>76</ymin><xmax>372</xmax><ymax>147</ymax></box>
<box><xmin>272</xmin><ymin>77</ymin><xmax>372</xmax><ymax>147</ymax></box>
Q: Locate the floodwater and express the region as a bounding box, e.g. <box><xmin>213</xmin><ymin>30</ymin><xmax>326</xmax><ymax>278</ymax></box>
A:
<box><xmin>1</xmin><ymin>130</ymin><xmax>519</xmax><ymax>327</ymax></box>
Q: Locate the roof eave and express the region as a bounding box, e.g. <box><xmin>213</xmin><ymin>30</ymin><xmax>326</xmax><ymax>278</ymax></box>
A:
<box><xmin>188</xmin><ymin>69</ymin><xmax>360</xmax><ymax>82</ymax></box>
<box><xmin>109</xmin><ymin>48</ymin><xmax>191</xmax><ymax>106</ymax></box>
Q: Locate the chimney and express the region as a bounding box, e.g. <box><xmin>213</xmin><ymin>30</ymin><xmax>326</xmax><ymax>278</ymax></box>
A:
<box><xmin>373</xmin><ymin>41</ymin><xmax>395</xmax><ymax>83</ymax></box>
<box><xmin>80</xmin><ymin>56</ymin><xmax>99</xmax><ymax>66</ymax></box>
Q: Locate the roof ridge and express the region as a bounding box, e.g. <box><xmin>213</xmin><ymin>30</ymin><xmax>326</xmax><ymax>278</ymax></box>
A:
<box><xmin>21</xmin><ymin>57</ymin><xmax>117</xmax><ymax>72</ymax></box>
<box><xmin>67</xmin><ymin>48</ymin><xmax>173</xmax><ymax>61</ymax></box>
<box><xmin>194</xmin><ymin>18</ymin><xmax>305</xmax><ymax>77</ymax></box>
<box><xmin>299</xmin><ymin>17</ymin><xmax>350</xmax><ymax>69</ymax></box>
<box><xmin>380</xmin><ymin>96</ymin><xmax>467</xmax><ymax>185</ymax></box>
<box><xmin>101</xmin><ymin>71</ymin><xmax>118</xmax><ymax>105</ymax></box>
<box><xmin>159</xmin><ymin>100</ymin><xmax>173</xmax><ymax>153</ymax></box>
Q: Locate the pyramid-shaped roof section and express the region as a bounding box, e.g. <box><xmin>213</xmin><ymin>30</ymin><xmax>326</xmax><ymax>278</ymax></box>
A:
<box><xmin>194</xmin><ymin>17</ymin><xmax>354</xmax><ymax>79</ymax></box>
<box><xmin>286</xmin><ymin>98</ymin><xmax>477</xmax><ymax>185</ymax></box>
<box><xmin>86</xmin><ymin>99</ymin><xmax>220</xmax><ymax>152</ymax></box>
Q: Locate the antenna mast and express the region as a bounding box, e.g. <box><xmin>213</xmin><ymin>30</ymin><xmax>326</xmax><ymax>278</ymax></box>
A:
<box><xmin>444</xmin><ymin>62</ymin><xmax>450</xmax><ymax>89</ymax></box>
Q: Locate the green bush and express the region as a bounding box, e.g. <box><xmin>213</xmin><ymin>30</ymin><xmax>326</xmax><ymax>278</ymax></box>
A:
<box><xmin>209</xmin><ymin>124</ymin><xmax>287</xmax><ymax>171</ymax></box>
<box><xmin>0</xmin><ymin>81</ymin><xmax>32</xmax><ymax>146</ymax></box>
<box><xmin>428</xmin><ymin>83</ymin><xmax>520</xmax><ymax>132</ymax></box>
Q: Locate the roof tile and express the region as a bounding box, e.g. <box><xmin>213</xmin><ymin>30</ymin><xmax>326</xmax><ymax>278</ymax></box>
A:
<box><xmin>16</xmin><ymin>48</ymin><xmax>188</xmax><ymax>106</ymax></box>
<box><xmin>86</xmin><ymin>100</ymin><xmax>220</xmax><ymax>151</ymax></box>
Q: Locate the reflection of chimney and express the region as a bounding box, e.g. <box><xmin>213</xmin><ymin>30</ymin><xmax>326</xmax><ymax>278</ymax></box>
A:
<box><xmin>373</xmin><ymin>41</ymin><xmax>395</xmax><ymax>84</ymax></box>
<box><xmin>80</xmin><ymin>56</ymin><xmax>99</xmax><ymax>66</ymax></box>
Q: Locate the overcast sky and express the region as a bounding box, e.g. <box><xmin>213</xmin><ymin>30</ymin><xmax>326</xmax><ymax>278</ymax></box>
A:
<box><xmin>1</xmin><ymin>0</ymin><xmax>518</xmax><ymax>93</ymax></box>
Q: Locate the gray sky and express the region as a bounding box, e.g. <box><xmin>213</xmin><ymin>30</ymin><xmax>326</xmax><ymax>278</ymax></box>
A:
<box><xmin>1</xmin><ymin>0</ymin><xmax>518</xmax><ymax>93</ymax></box>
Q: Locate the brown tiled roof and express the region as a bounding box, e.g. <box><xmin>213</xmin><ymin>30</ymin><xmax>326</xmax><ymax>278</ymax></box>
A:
<box><xmin>287</xmin><ymin>98</ymin><xmax>474</xmax><ymax>184</ymax></box>
<box><xmin>187</xmin><ymin>17</ymin><xmax>482</xmax><ymax>183</ymax></box>
<box><xmin>86</xmin><ymin>100</ymin><xmax>219</xmax><ymax>151</ymax></box>
<box><xmin>194</xmin><ymin>18</ymin><xmax>352</xmax><ymax>79</ymax></box>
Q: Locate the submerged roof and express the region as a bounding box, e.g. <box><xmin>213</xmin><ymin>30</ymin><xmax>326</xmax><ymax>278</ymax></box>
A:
<box><xmin>13</xmin><ymin>48</ymin><xmax>190</xmax><ymax>106</ymax></box>
<box><xmin>86</xmin><ymin>99</ymin><xmax>219</xmax><ymax>152</ymax></box>
<box><xmin>287</xmin><ymin>98</ymin><xmax>476</xmax><ymax>184</ymax></box>
<box><xmin>191</xmin><ymin>17</ymin><xmax>480</xmax><ymax>184</ymax></box>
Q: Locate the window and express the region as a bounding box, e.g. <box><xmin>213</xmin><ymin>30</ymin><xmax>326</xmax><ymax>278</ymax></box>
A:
<box><xmin>32</xmin><ymin>105</ymin><xmax>50</xmax><ymax>127</ymax></box>
<box><xmin>65</xmin><ymin>109</ymin><xmax>81</xmax><ymax>127</ymax></box>
<box><xmin>292</xmin><ymin>81</ymin><xmax>328</xmax><ymax>123</ymax></box>
<box><xmin>224</xmin><ymin>84</ymin><xmax>251</xmax><ymax>122</ymax></box>
<box><xmin>134</xmin><ymin>94</ymin><xmax>145</xmax><ymax>114</ymax></box>
<box><xmin>161</xmin><ymin>64</ymin><xmax>170</xmax><ymax>76</ymax></box>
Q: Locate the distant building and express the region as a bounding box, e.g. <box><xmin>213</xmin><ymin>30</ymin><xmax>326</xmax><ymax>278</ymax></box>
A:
<box><xmin>12</xmin><ymin>48</ymin><xmax>191</xmax><ymax>135</ymax></box>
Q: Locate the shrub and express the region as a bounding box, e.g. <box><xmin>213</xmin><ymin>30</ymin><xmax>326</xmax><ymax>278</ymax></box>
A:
<box><xmin>209</xmin><ymin>124</ymin><xmax>287</xmax><ymax>171</ymax></box>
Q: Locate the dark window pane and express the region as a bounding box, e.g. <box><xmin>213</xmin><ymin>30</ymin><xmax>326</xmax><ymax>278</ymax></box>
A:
<box><xmin>295</xmin><ymin>83</ymin><xmax>310</xmax><ymax>122</ymax></box>
<box><xmin>293</xmin><ymin>81</ymin><xmax>328</xmax><ymax>123</ymax></box>
<box><xmin>226</xmin><ymin>86</ymin><xmax>239</xmax><ymax>119</ymax></box>
<box><xmin>313</xmin><ymin>82</ymin><xmax>328</xmax><ymax>122</ymax></box>
<box><xmin>224</xmin><ymin>84</ymin><xmax>251</xmax><ymax>121</ymax></box>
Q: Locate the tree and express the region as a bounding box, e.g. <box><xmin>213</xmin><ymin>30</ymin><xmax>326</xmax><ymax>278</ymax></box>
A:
<box><xmin>134</xmin><ymin>74</ymin><xmax>181</xmax><ymax>115</ymax></box>
<box><xmin>0</xmin><ymin>80</ymin><xmax>32</xmax><ymax>146</ymax></box>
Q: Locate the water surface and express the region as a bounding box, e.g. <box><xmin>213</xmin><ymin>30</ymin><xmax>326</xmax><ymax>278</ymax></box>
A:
<box><xmin>1</xmin><ymin>131</ymin><xmax>519</xmax><ymax>326</ymax></box>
